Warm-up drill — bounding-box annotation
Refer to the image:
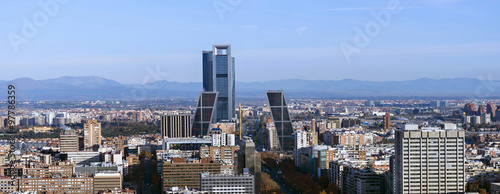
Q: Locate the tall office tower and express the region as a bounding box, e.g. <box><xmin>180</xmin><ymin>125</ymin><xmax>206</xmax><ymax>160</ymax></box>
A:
<box><xmin>496</xmin><ymin>106</ymin><xmax>500</xmax><ymax>121</ymax></box>
<box><xmin>487</xmin><ymin>102</ymin><xmax>497</xmax><ymax>119</ymax></box>
<box><xmin>464</xmin><ymin>103</ymin><xmax>477</xmax><ymax>115</ymax></box>
<box><xmin>60</xmin><ymin>130</ymin><xmax>80</xmax><ymax>153</ymax></box>
<box><xmin>161</xmin><ymin>115</ymin><xmax>191</xmax><ymax>138</ymax></box>
<box><xmin>478</xmin><ymin>105</ymin><xmax>487</xmax><ymax>115</ymax></box>
<box><xmin>394</xmin><ymin>124</ymin><xmax>465</xmax><ymax>194</ymax></box>
<box><xmin>44</xmin><ymin>112</ymin><xmax>55</xmax><ymax>126</ymax></box>
<box><xmin>131</xmin><ymin>111</ymin><xmax>143</xmax><ymax>122</ymax></box>
<box><xmin>384</xmin><ymin>112</ymin><xmax>391</xmax><ymax>130</ymax></box>
<box><xmin>202</xmin><ymin>45</ymin><xmax>235</xmax><ymax>122</ymax></box>
<box><xmin>192</xmin><ymin>91</ymin><xmax>219</xmax><ymax>137</ymax></box>
<box><xmin>84</xmin><ymin>119</ymin><xmax>101</xmax><ymax>150</ymax></box>
<box><xmin>311</xmin><ymin>119</ymin><xmax>316</xmax><ymax>132</ymax></box>
<box><xmin>266</xmin><ymin>90</ymin><xmax>294</xmax><ymax>151</ymax></box>
<box><xmin>237</xmin><ymin>137</ymin><xmax>261</xmax><ymax>194</ymax></box>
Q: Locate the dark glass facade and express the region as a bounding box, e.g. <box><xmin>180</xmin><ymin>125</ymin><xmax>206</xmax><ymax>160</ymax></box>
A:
<box><xmin>202</xmin><ymin>51</ymin><xmax>214</xmax><ymax>92</ymax></box>
<box><xmin>267</xmin><ymin>91</ymin><xmax>294</xmax><ymax>151</ymax></box>
<box><xmin>192</xmin><ymin>92</ymin><xmax>218</xmax><ymax>137</ymax></box>
<box><xmin>202</xmin><ymin>45</ymin><xmax>235</xmax><ymax>122</ymax></box>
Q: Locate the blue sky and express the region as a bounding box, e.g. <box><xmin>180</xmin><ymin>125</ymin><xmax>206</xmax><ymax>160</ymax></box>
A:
<box><xmin>0</xmin><ymin>0</ymin><xmax>499</xmax><ymax>84</ymax></box>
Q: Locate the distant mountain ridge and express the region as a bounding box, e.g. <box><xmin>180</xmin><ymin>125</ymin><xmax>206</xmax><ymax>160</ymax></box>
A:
<box><xmin>1</xmin><ymin>76</ymin><xmax>499</xmax><ymax>101</ymax></box>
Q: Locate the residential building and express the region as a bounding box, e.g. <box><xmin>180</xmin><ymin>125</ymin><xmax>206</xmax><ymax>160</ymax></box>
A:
<box><xmin>17</xmin><ymin>177</ymin><xmax>94</xmax><ymax>193</ymax></box>
<box><xmin>394</xmin><ymin>124</ymin><xmax>465</xmax><ymax>194</ymax></box>
<box><xmin>384</xmin><ymin>112</ymin><xmax>391</xmax><ymax>130</ymax></box>
<box><xmin>0</xmin><ymin>177</ymin><xmax>15</xmax><ymax>193</ymax></box>
<box><xmin>84</xmin><ymin>119</ymin><xmax>102</xmax><ymax>150</ymax></box>
<box><xmin>200</xmin><ymin>146</ymin><xmax>238</xmax><ymax>162</ymax></box>
<box><xmin>342</xmin><ymin>167</ymin><xmax>381</xmax><ymax>194</ymax></box>
<box><xmin>492</xmin><ymin>182</ymin><xmax>500</xmax><ymax>194</ymax></box>
<box><xmin>212</xmin><ymin>132</ymin><xmax>235</xmax><ymax>147</ymax></box>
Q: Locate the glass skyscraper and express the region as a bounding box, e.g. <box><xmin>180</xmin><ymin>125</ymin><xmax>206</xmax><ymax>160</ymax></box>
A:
<box><xmin>192</xmin><ymin>91</ymin><xmax>218</xmax><ymax>137</ymax></box>
<box><xmin>267</xmin><ymin>90</ymin><xmax>294</xmax><ymax>151</ymax></box>
<box><xmin>202</xmin><ymin>45</ymin><xmax>235</xmax><ymax>122</ymax></box>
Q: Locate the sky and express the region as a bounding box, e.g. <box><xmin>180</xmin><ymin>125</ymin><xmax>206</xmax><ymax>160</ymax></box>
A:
<box><xmin>0</xmin><ymin>0</ymin><xmax>499</xmax><ymax>84</ymax></box>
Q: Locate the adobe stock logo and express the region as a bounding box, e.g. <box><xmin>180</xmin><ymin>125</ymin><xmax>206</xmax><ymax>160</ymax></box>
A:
<box><xmin>7</xmin><ymin>0</ymin><xmax>70</xmax><ymax>53</ymax></box>
<box><xmin>340</xmin><ymin>0</ymin><xmax>404</xmax><ymax>63</ymax></box>
<box><xmin>213</xmin><ymin>0</ymin><xmax>243</xmax><ymax>21</ymax></box>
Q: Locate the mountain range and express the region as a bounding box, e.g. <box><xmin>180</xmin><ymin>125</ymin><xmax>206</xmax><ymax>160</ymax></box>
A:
<box><xmin>1</xmin><ymin>76</ymin><xmax>499</xmax><ymax>101</ymax></box>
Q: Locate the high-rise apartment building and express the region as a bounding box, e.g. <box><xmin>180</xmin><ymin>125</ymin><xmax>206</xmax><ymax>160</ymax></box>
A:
<box><xmin>84</xmin><ymin>119</ymin><xmax>101</xmax><ymax>150</ymax></box>
<box><xmin>394</xmin><ymin>124</ymin><xmax>465</xmax><ymax>194</ymax></box>
<box><xmin>487</xmin><ymin>102</ymin><xmax>497</xmax><ymax>119</ymax></box>
<box><xmin>44</xmin><ymin>112</ymin><xmax>55</xmax><ymax>126</ymax></box>
<box><xmin>161</xmin><ymin>115</ymin><xmax>191</xmax><ymax>138</ymax></box>
<box><xmin>478</xmin><ymin>105</ymin><xmax>487</xmax><ymax>115</ymax></box>
<box><xmin>202</xmin><ymin>45</ymin><xmax>235</xmax><ymax>122</ymax></box>
<box><xmin>384</xmin><ymin>112</ymin><xmax>391</xmax><ymax>130</ymax></box>
<box><xmin>131</xmin><ymin>111</ymin><xmax>143</xmax><ymax>122</ymax></box>
<box><xmin>464</xmin><ymin>103</ymin><xmax>477</xmax><ymax>115</ymax></box>
<box><xmin>266</xmin><ymin>90</ymin><xmax>294</xmax><ymax>151</ymax></box>
<box><xmin>192</xmin><ymin>91</ymin><xmax>219</xmax><ymax>137</ymax></box>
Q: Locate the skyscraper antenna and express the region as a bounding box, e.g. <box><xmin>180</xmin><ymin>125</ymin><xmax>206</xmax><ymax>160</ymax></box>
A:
<box><xmin>239</xmin><ymin>103</ymin><xmax>242</xmax><ymax>141</ymax></box>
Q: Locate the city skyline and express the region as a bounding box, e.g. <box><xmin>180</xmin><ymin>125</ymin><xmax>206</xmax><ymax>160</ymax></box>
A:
<box><xmin>1</xmin><ymin>0</ymin><xmax>499</xmax><ymax>84</ymax></box>
<box><xmin>1</xmin><ymin>1</ymin><xmax>499</xmax><ymax>193</ymax></box>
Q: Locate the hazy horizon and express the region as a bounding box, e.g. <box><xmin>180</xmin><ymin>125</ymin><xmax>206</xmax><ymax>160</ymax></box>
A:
<box><xmin>2</xmin><ymin>75</ymin><xmax>499</xmax><ymax>85</ymax></box>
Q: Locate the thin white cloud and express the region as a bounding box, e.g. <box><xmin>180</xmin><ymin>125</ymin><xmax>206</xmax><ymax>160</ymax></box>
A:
<box><xmin>296</xmin><ymin>27</ymin><xmax>308</xmax><ymax>31</ymax></box>
<box><xmin>326</xmin><ymin>7</ymin><xmax>419</xmax><ymax>11</ymax></box>
<box><xmin>420</xmin><ymin>0</ymin><xmax>465</xmax><ymax>4</ymax></box>
<box><xmin>242</xmin><ymin>25</ymin><xmax>259</xmax><ymax>28</ymax></box>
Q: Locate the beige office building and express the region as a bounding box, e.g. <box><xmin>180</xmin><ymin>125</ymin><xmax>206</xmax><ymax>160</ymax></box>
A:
<box><xmin>17</xmin><ymin>177</ymin><xmax>94</xmax><ymax>193</ymax></box>
<box><xmin>60</xmin><ymin>133</ymin><xmax>80</xmax><ymax>152</ymax></box>
<box><xmin>94</xmin><ymin>172</ymin><xmax>122</xmax><ymax>194</ymax></box>
<box><xmin>161</xmin><ymin>115</ymin><xmax>191</xmax><ymax>138</ymax></box>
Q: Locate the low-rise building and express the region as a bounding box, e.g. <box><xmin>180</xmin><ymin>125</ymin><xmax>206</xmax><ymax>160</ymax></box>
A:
<box><xmin>200</xmin><ymin>172</ymin><xmax>254</xmax><ymax>194</ymax></box>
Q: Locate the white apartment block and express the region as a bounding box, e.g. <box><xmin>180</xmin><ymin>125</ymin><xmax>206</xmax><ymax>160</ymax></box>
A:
<box><xmin>394</xmin><ymin>124</ymin><xmax>465</xmax><ymax>194</ymax></box>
